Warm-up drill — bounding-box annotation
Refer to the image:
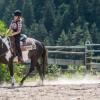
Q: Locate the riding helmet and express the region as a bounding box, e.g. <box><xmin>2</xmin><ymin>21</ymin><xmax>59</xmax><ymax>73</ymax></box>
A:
<box><xmin>14</xmin><ymin>10</ymin><xmax>22</xmax><ymax>16</ymax></box>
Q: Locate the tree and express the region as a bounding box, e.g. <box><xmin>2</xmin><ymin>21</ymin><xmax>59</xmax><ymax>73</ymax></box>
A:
<box><xmin>57</xmin><ymin>30</ymin><xmax>69</xmax><ymax>46</ymax></box>
<box><xmin>15</xmin><ymin>0</ymin><xmax>23</xmax><ymax>11</ymax></box>
<box><xmin>90</xmin><ymin>23</ymin><xmax>100</xmax><ymax>43</ymax></box>
<box><xmin>81</xmin><ymin>22</ymin><xmax>92</xmax><ymax>45</ymax></box>
<box><xmin>30</xmin><ymin>20</ymin><xmax>47</xmax><ymax>42</ymax></box>
<box><xmin>22</xmin><ymin>0</ymin><xmax>34</xmax><ymax>28</ymax></box>
<box><xmin>0</xmin><ymin>0</ymin><xmax>6</xmax><ymax>18</ymax></box>
<box><xmin>53</xmin><ymin>12</ymin><xmax>63</xmax><ymax>41</ymax></box>
<box><xmin>94</xmin><ymin>0</ymin><xmax>100</xmax><ymax>28</ymax></box>
<box><xmin>33</xmin><ymin>0</ymin><xmax>45</xmax><ymax>22</ymax></box>
<box><xmin>44</xmin><ymin>33</ymin><xmax>54</xmax><ymax>46</ymax></box>
<box><xmin>44</xmin><ymin>0</ymin><xmax>55</xmax><ymax>33</ymax></box>
<box><xmin>62</xmin><ymin>4</ymin><xmax>70</xmax><ymax>33</ymax></box>
<box><xmin>3</xmin><ymin>0</ymin><xmax>16</xmax><ymax>25</ymax></box>
<box><xmin>0</xmin><ymin>20</ymin><xmax>10</xmax><ymax>36</ymax></box>
<box><xmin>69</xmin><ymin>0</ymin><xmax>79</xmax><ymax>23</ymax></box>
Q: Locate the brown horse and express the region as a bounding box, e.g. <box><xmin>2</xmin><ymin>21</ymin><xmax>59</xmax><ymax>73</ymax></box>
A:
<box><xmin>0</xmin><ymin>36</ymin><xmax>15</xmax><ymax>86</ymax></box>
<box><xmin>20</xmin><ymin>37</ymin><xmax>48</xmax><ymax>85</ymax></box>
<box><xmin>0</xmin><ymin>36</ymin><xmax>48</xmax><ymax>86</ymax></box>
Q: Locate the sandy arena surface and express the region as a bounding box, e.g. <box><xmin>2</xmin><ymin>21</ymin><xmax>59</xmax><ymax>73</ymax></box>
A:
<box><xmin>0</xmin><ymin>78</ymin><xmax>100</xmax><ymax>100</ymax></box>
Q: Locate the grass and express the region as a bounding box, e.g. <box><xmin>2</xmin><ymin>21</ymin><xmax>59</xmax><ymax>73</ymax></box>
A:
<box><xmin>0</xmin><ymin>64</ymin><xmax>100</xmax><ymax>84</ymax></box>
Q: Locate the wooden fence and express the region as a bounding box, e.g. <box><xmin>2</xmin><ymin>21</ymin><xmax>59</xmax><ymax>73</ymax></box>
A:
<box><xmin>85</xmin><ymin>43</ymin><xmax>100</xmax><ymax>71</ymax></box>
<box><xmin>46</xmin><ymin>46</ymin><xmax>85</xmax><ymax>66</ymax></box>
<box><xmin>46</xmin><ymin>44</ymin><xmax>100</xmax><ymax>70</ymax></box>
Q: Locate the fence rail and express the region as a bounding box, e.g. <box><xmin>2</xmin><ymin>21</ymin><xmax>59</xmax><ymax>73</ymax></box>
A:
<box><xmin>48</xmin><ymin>51</ymin><xmax>85</xmax><ymax>54</ymax></box>
<box><xmin>46</xmin><ymin>44</ymin><xmax>100</xmax><ymax>71</ymax></box>
<box><xmin>46</xmin><ymin>46</ymin><xmax>85</xmax><ymax>49</ymax></box>
<box><xmin>46</xmin><ymin>45</ymin><xmax>85</xmax><ymax>66</ymax></box>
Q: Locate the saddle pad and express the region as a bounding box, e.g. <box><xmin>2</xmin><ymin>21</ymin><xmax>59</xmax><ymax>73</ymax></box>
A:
<box><xmin>21</xmin><ymin>45</ymin><xmax>36</xmax><ymax>51</ymax></box>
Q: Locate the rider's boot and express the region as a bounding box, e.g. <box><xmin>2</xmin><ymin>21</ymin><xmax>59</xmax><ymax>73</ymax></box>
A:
<box><xmin>18</xmin><ymin>56</ymin><xmax>24</xmax><ymax>63</ymax></box>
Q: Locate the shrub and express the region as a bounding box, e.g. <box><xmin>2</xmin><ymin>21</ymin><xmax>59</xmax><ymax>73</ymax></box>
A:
<box><xmin>0</xmin><ymin>64</ymin><xmax>27</xmax><ymax>83</ymax></box>
<box><xmin>0</xmin><ymin>64</ymin><xmax>10</xmax><ymax>83</ymax></box>
<box><xmin>47</xmin><ymin>64</ymin><xmax>61</xmax><ymax>77</ymax></box>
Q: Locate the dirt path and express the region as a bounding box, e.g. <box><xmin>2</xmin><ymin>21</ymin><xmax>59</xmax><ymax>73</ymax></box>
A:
<box><xmin>0</xmin><ymin>79</ymin><xmax>100</xmax><ymax>100</ymax></box>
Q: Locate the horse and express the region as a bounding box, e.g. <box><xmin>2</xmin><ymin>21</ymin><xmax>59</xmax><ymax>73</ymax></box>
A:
<box><xmin>0</xmin><ymin>35</ymin><xmax>48</xmax><ymax>86</ymax></box>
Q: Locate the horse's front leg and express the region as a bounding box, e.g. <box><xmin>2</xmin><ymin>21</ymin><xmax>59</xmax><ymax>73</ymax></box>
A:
<box><xmin>8</xmin><ymin>60</ymin><xmax>15</xmax><ymax>87</ymax></box>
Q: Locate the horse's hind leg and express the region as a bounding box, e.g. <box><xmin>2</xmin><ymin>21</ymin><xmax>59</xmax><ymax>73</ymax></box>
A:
<box><xmin>36</xmin><ymin>62</ymin><xmax>44</xmax><ymax>85</ymax></box>
<box><xmin>20</xmin><ymin>60</ymin><xmax>35</xmax><ymax>85</ymax></box>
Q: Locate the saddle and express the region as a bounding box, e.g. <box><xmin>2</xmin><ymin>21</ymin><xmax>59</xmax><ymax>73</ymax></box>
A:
<box><xmin>21</xmin><ymin>38</ymin><xmax>36</xmax><ymax>51</ymax></box>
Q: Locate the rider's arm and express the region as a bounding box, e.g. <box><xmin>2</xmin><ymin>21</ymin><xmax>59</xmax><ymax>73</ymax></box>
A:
<box><xmin>6</xmin><ymin>27</ymin><xmax>13</xmax><ymax>35</ymax></box>
<box><xmin>12</xmin><ymin>29</ymin><xmax>21</xmax><ymax>36</ymax></box>
<box><xmin>12</xmin><ymin>20</ymin><xmax>22</xmax><ymax>36</ymax></box>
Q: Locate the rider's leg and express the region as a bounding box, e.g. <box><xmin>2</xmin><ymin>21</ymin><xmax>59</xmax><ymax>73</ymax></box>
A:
<box><xmin>10</xmin><ymin>36</ymin><xmax>16</xmax><ymax>57</ymax></box>
<box><xmin>15</xmin><ymin>35</ymin><xmax>23</xmax><ymax>63</ymax></box>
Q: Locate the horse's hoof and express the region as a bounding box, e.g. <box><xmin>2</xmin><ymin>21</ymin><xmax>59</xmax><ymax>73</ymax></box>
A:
<box><xmin>19</xmin><ymin>82</ymin><xmax>23</xmax><ymax>86</ymax></box>
<box><xmin>11</xmin><ymin>83</ymin><xmax>15</xmax><ymax>88</ymax></box>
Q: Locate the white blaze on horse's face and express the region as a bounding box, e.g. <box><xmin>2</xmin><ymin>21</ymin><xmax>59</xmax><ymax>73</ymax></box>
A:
<box><xmin>5</xmin><ymin>50</ymin><xmax>12</xmax><ymax>62</ymax></box>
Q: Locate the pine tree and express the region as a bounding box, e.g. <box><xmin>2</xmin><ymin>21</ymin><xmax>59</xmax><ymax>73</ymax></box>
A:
<box><xmin>15</xmin><ymin>0</ymin><xmax>23</xmax><ymax>11</ymax></box>
<box><xmin>57</xmin><ymin>30</ymin><xmax>68</xmax><ymax>46</ymax></box>
<box><xmin>44</xmin><ymin>0</ymin><xmax>55</xmax><ymax>33</ymax></box>
<box><xmin>30</xmin><ymin>20</ymin><xmax>47</xmax><ymax>41</ymax></box>
<box><xmin>0</xmin><ymin>0</ymin><xmax>6</xmax><ymax>18</ymax></box>
<box><xmin>62</xmin><ymin>4</ymin><xmax>70</xmax><ymax>33</ymax></box>
<box><xmin>22</xmin><ymin>0</ymin><xmax>34</xmax><ymax>28</ymax></box>
<box><xmin>90</xmin><ymin>23</ymin><xmax>99</xmax><ymax>43</ymax></box>
<box><xmin>81</xmin><ymin>22</ymin><xmax>92</xmax><ymax>45</ymax></box>
<box><xmin>33</xmin><ymin>0</ymin><xmax>45</xmax><ymax>22</ymax></box>
<box><xmin>3</xmin><ymin>0</ymin><xmax>16</xmax><ymax>25</ymax></box>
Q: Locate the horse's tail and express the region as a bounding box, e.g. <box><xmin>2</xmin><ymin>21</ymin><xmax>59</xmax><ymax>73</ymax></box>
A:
<box><xmin>42</xmin><ymin>45</ymin><xmax>48</xmax><ymax>77</ymax></box>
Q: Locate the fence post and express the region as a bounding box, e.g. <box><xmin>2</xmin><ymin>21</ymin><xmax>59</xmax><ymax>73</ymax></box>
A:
<box><xmin>85</xmin><ymin>41</ymin><xmax>91</xmax><ymax>70</ymax></box>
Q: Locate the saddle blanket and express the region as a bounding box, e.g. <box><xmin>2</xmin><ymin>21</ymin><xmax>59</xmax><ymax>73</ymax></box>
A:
<box><xmin>21</xmin><ymin>38</ymin><xmax>36</xmax><ymax>51</ymax></box>
<box><xmin>21</xmin><ymin>45</ymin><xmax>36</xmax><ymax>51</ymax></box>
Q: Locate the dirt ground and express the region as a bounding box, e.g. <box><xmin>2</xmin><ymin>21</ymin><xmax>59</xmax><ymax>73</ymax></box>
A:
<box><xmin>0</xmin><ymin>79</ymin><xmax>100</xmax><ymax>100</ymax></box>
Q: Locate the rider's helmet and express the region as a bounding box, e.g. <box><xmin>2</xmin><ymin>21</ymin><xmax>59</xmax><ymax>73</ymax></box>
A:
<box><xmin>13</xmin><ymin>10</ymin><xmax>22</xmax><ymax>16</ymax></box>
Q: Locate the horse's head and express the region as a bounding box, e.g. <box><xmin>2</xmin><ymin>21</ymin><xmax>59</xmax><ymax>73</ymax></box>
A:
<box><xmin>0</xmin><ymin>36</ymin><xmax>11</xmax><ymax>51</ymax></box>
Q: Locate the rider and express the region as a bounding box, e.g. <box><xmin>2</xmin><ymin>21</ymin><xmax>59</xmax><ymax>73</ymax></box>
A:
<box><xmin>7</xmin><ymin>10</ymin><xmax>23</xmax><ymax>63</ymax></box>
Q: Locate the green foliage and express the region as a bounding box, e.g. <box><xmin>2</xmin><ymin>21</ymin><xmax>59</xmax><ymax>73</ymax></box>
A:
<box><xmin>44</xmin><ymin>34</ymin><xmax>54</xmax><ymax>46</ymax></box>
<box><xmin>0</xmin><ymin>0</ymin><xmax>100</xmax><ymax>45</ymax></box>
<box><xmin>44</xmin><ymin>0</ymin><xmax>55</xmax><ymax>33</ymax></box>
<box><xmin>0</xmin><ymin>64</ymin><xmax>10</xmax><ymax>83</ymax></box>
<box><xmin>47</xmin><ymin>64</ymin><xmax>61</xmax><ymax>77</ymax></box>
<box><xmin>22</xmin><ymin>0</ymin><xmax>34</xmax><ymax>27</ymax></box>
<box><xmin>0</xmin><ymin>20</ymin><xmax>12</xmax><ymax>36</ymax></box>
<box><xmin>0</xmin><ymin>64</ymin><xmax>27</xmax><ymax>83</ymax></box>
<box><xmin>30</xmin><ymin>20</ymin><xmax>47</xmax><ymax>41</ymax></box>
<box><xmin>0</xmin><ymin>20</ymin><xmax>8</xmax><ymax>36</ymax></box>
<box><xmin>14</xmin><ymin>64</ymin><xmax>27</xmax><ymax>82</ymax></box>
<box><xmin>0</xmin><ymin>63</ymin><xmax>62</xmax><ymax>83</ymax></box>
<box><xmin>57</xmin><ymin>30</ymin><xmax>68</xmax><ymax>45</ymax></box>
<box><xmin>63</xmin><ymin>65</ymin><xmax>86</xmax><ymax>79</ymax></box>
